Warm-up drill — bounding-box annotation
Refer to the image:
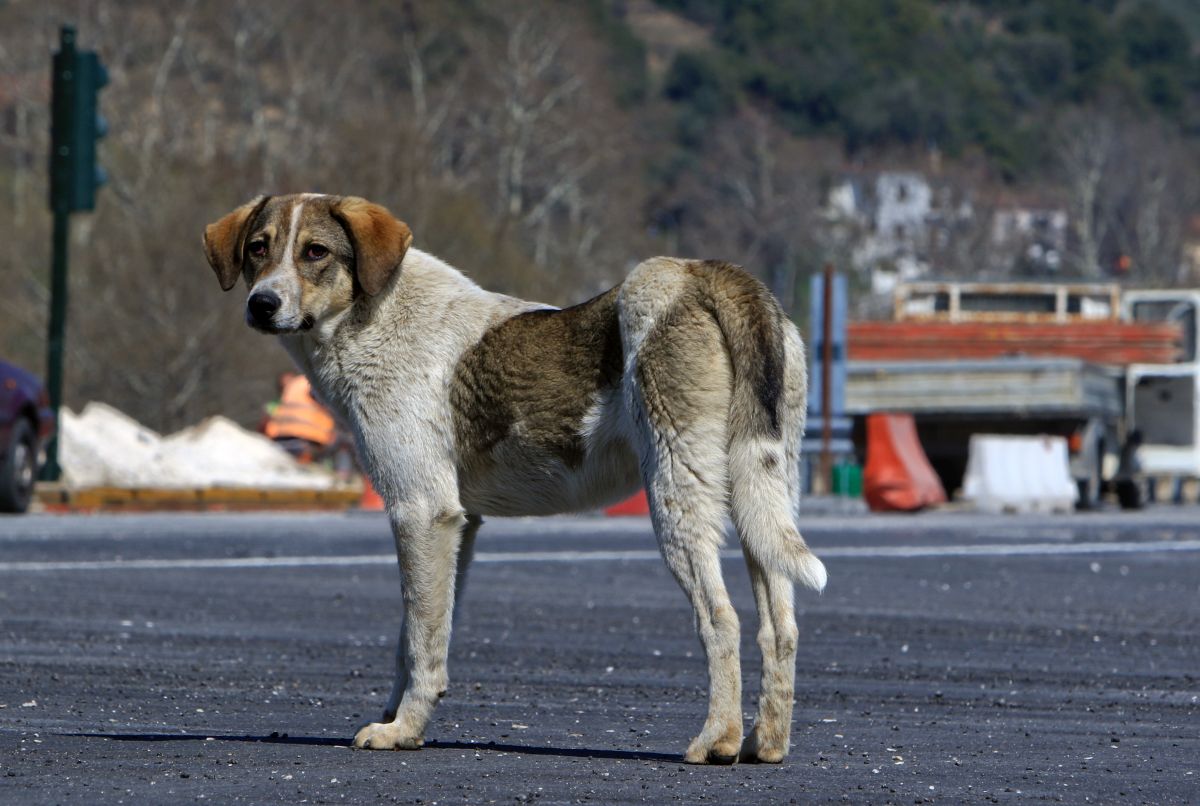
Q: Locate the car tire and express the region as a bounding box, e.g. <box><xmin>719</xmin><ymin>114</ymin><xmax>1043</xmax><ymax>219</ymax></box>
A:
<box><xmin>0</xmin><ymin>418</ymin><xmax>36</xmax><ymax>514</ymax></box>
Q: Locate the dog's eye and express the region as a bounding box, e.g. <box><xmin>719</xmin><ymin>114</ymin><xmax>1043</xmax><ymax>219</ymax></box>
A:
<box><xmin>305</xmin><ymin>244</ymin><xmax>329</xmax><ymax>260</ymax></box>
<box><xmin>248</xmin><ymin>241</ymin><xmax>268</xmax><ymax>258</ymax></box>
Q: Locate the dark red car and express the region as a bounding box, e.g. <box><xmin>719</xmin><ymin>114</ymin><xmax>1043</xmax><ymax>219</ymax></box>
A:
<box><xmin>0</xmin><ymin>359</ymin><xmax>56</xmax><ymax>513</ymax></box>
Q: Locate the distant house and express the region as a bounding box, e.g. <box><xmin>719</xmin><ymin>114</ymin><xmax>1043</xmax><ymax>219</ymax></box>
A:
<box><xmin>874</xmin><ymin>172</ymin><xmax>932</xmax><ymax>247</ymax></box>
<box><xmin>824</xmin><ymin>178</ymin><xmax>860</xmax><ymax>221</ymax></box>
<box><xmin>822</xmin><ymin>171</ymin><xmax>968</xmax><ymax>295</ymax></box>
<box><xmin>822</xmin><ymin>169</ymin><xmax>1081</xmax><ymax>295</ymax></box>
<box><xmin>990</xmin><ymin>207</ymin><xmax>1068</xmax><ymax>274</ymax></box>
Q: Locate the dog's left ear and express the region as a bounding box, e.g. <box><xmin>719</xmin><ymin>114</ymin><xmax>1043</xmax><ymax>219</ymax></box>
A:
<box><xmin>331</xmin><ymin>197</ymin><xmax>413</xmax><ymax>296</ymax></box>
<box><xmin>203</xmin><ymin>195</ymin><xmax>271</xmax><ymax>291</ymax></box>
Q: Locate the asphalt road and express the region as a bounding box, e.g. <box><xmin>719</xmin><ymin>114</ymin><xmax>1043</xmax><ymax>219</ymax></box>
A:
<box><xmin>1</xmin><ymin>509</ymin><xmax>1197</xmax><ymax>804</ymax></box>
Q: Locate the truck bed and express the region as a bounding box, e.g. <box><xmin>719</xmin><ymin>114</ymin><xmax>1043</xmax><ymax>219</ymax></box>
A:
<box><xmin>846</xmin><ymin>357</ymin><xmax>1124</xmax><ymax>419</ymax></box>
<box><xmin>849</xmin><ymin>320</ymin><xmax>1182</xmax><ymax>364</ymax></box>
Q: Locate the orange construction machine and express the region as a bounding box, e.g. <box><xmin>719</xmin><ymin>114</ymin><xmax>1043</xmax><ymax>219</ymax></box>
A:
<box><xmin>264</xmin><ymin>374</ymin><xmax>336</xmax><ymax>461</ymax></box>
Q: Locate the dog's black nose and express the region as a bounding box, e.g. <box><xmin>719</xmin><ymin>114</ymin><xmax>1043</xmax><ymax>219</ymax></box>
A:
<box><xmin>247</xmin><ymin>292</ymin><xmax>281</xmax><ymax>326</ymax></box>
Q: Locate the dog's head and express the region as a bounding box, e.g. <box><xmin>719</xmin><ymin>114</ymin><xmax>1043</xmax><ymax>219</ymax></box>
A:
<box><xmin>202</xmin><ymin>194</ymin><xmax>413</xmax><ymax>334</ymax></box>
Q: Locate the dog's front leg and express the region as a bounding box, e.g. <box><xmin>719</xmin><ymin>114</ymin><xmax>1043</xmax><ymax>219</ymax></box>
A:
<box><xmin>354</xmin><ymin>505</ymin><xmax>467</xmax><ymax>750</ymax></box>
<box><xmin>380</xmin><ymin>514</ymin><xmax>481</xmax><ymax>723</ymax></box>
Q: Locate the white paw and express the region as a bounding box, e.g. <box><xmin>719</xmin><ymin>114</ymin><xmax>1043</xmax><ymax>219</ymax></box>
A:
<box><xmin>684</xmin><ymin>730</ymin><xmax>742</xmax><ymax>765</ymax></box>
<box><xmin>352</xmin><ymin>721</ymin><xmax>424</xmax><ymax>750</ymax></box>
<box><xmin>738</xmin><ymin>724</ymin><xmax>788</xmax><ymax>763</ymax></box>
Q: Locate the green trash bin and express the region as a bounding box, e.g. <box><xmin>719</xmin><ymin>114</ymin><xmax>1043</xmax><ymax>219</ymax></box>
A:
<box><xmin>831</xmin><ymin>463</ymin><xmax>863</xmax><ymax>498</ymax></box>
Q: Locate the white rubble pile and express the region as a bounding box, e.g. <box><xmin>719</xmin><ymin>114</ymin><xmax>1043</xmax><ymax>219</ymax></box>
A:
<box><xmin>59</xmin><ymin>402</ymin><xmax>336</xmax><ymax>490</ymax></box>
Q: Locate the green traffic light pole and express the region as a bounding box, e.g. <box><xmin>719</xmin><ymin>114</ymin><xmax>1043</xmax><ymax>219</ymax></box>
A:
<box><xmin>43</xmin><ymin>192</ymin><xmax>70</xmax><ymax>482</ymax></box>
<box><xmin>41</xmin><ymin>26</ymin><xmax>77</xmax><ymax>482</ymax></box>
<box><xmin>43</xmin><ymin>24</ymin><xmax>106</xmax><ymax>481</ymax></box>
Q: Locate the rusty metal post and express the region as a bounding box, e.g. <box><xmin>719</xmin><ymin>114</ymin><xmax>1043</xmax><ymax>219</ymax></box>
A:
<box><xmin>820</xmin><ymin>263</ymin><xmax>834</xmax><ymax>494</ymax></box>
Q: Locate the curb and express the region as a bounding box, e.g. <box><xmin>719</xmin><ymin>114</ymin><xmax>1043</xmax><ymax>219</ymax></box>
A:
<box><xmin>35</xmin><ymin>484</ymin><xmax>363</xmax><ymax>513</ymax></box>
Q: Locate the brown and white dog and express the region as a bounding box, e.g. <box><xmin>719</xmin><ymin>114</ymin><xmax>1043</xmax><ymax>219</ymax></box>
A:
<box><xmin>203</xmin><ymin>194</ymin><xmax>826</xmax><ymax>764</ymax></box>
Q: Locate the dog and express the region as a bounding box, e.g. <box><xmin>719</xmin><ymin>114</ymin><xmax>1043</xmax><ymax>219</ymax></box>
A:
<box><xmin>203</xmin><ymin>194</ymin><xmax>826</xmax><ymax>764</ymax></box>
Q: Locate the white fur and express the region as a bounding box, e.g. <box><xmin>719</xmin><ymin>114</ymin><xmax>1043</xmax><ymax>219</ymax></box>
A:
<box><xmin>266</xmin><ymin>244</ymin><xmax>822</xmax><ymax>764</ymax></box>
<box><xmin>250</xmin><ymin>200</ymin><xmax>308</xmax><ymax>331</ymax></box>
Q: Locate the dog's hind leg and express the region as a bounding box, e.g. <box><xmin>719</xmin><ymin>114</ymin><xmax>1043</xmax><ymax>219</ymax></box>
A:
<box><xmin>355</xmin><ymin>505</ymin><xmax>473</xmax><ymax>750</ymax></box>
<box><xmin>737</xmin><ymin>551</ymin><xmax>797</xmax><ymax>763</ymax></box>
<box><xmin>732</xmin><ymin>326</ymin><xmax>816</xmax><ymax>762</ymax></box>
<box><xmin>380</xmin><ymin>514</ymin><xmax>481</xmax><ymax>724</ymax></box>
<box><xmin>628</xmin><ymin>306</ymin><xmax>743</xmax><ymax>765</ymax></box>
<box><xmin>651</xmin><ymin>488</ymin><xmax>743</xmax><ymax>765</ymax></box>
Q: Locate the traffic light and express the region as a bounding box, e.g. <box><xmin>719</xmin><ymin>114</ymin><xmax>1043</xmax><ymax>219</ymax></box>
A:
<box><xmin>49</xmin><ymin>26</ymin><xmax>108</xmax><ymax>213</ymax></box>
<box><xmin>42</xmin><ymin>25</ymin><xmax>108</xmax><ymax>482</ymax></box>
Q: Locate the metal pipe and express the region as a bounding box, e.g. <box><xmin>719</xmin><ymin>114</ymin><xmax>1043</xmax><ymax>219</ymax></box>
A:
<box><xmin>42</xmin><ymin>207</ymin><xmax>69</xmax><ymax>481</ymax></box>
<box><xmin>820</xmin><ymin>263</ymin><xmax>834</xmax><ymax>494</ymax></box>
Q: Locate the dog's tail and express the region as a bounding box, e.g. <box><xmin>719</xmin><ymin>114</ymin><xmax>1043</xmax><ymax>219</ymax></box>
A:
<box><xmin>698</xmin><ymin>262</ymin><xmax>827</xmax><ymax>593</ymax></box>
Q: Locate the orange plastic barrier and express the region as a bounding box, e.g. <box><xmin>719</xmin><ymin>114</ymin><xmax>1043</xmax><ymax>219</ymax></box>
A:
<box><xmin>863</xmin><ymin>414</ymin><xmax>946</xmax><ymax>512</ymax></box>
<box><xmin>360</xmin><ymin>477</ymin><xmax>385</xmax><ymax>511</ymax></box>
<box><xmin>605</xmin><ymin>489</ymin><xmax>650</xmax><ymax>516</ymax></box>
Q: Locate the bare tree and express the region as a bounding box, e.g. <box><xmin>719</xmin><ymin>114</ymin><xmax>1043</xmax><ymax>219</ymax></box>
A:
<box><xmin>1054</xmin><ymin>104</ymin><xmax>1198</xmax><ymax>285</ymax></box>
<box><xmin>667</xmin><ymin>109</ymin><xmax>823</xmax><ymax>313</ymax></box>
<box><xmin>6</xmin><ymin>1</ymin><xmax>1191</xmax><ymax>434</ymax></box>
<box><xmin>1054</xmin><ymin>105</ymin><xmax>1121</xmax><ymax>279</ymax></box>
<box><xmin>0</xmin><ymin>0</ymin><xmax>651</xmax><ymax>431</ymax></box>
<box><xmin>461</xmin><ymin>4</ymin><xmax>639</xmax><ymax>297</ymax></box>
<box><xmin>1109</xmin><ymin>122</ymin><xmax>1198</xmax><ymax>286</ymax></box>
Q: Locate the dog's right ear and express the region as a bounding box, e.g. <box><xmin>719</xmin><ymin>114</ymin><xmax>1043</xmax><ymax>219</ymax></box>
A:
<box><xmin>203</xmin><ymin>196</ymin><xmax>270</xmax><ymax>291</ymax></box>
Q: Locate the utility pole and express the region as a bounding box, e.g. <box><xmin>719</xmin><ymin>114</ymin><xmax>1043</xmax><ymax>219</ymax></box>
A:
<box><xmin>806</xmin><ymin>267</ymin><xmax>848</xmax><ymax>496</ymax></box>
<box><xmin>820</xmin><ymin>263</ymin><xmax>834</xmax><ymax>492</ymax></box>
<box><xmin>42</xmin><ymin>25</ymin><xmax>108</xmax><ymax>481</ymax></box>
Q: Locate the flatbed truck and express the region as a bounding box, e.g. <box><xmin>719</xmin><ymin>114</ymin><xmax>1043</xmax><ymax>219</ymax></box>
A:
<box><xmin>845</xmin><ymin>282</ymin><xmax>1200</xmax><ymax>508</ymax></box>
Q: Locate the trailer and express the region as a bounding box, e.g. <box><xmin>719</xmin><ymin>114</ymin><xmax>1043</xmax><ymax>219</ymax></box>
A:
<box><xmin>845</xmin><ymin>282</ymin><xmax>1200</xmax><ymax>509</ymax></box>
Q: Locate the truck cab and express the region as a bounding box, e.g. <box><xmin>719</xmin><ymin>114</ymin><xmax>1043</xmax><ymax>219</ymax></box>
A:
<box><xmin>1123</xmin><ymin>291</ymin><xmax>1200</xmax><ymax>490</ymax></box>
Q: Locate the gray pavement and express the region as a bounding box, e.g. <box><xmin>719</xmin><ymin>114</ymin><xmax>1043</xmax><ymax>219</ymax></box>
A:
<box><xmin>0</xmin><ymin>509</ymin><xmax>1198</xmax><ymax>804</ymax></box>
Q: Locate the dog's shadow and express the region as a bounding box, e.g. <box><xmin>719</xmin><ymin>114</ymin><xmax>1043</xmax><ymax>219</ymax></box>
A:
<box><xmin>60</xmin><ymin>732</ymin><xmax>680</xmax><ymax>762</ymax></box>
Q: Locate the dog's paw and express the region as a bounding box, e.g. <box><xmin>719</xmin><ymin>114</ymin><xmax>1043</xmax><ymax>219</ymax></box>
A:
<box><xmin>352</xmin><ymin>722</ymin><xmax>424</xmax><ymax>751</ymax></box>
<box><xmin>738</xmin><ymin>725</ymin><xmax>788</xmax><ymax>764</ymax></box>
<box><xmin>683</xmin><ymin>731</ymin><xmax>742</xmax><ymax>765</ymax></box>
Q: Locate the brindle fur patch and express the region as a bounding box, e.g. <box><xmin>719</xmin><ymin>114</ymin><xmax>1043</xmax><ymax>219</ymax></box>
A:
<box><xmin>451</xmin><ymin>287</ymin><xmax>623</xmax><ymax>472</ymax></box>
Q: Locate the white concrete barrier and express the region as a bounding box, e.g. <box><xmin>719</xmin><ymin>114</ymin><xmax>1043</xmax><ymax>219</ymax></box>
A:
<box><xmin>962</xmin><ymin>435</ymin><xmax>1078</xmax><ymax>514</ymax></box>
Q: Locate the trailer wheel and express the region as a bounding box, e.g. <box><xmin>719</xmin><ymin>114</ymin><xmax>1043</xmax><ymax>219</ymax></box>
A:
<box><xmin>1116</xmin><ymin>478</ymin><xmax>1146</xmax><ymax>510</ymax></box>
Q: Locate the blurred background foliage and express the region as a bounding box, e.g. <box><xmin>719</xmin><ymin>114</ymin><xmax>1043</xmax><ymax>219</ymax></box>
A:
<box><xmin>657</xmin><ymin>0</ymin><xmax>1200</xmax><ymax>177</ymax></box>
<box><xmin>0</xmin><ymin>0</ymin><xmax>1197</xmax><ymax>431</ymax></box>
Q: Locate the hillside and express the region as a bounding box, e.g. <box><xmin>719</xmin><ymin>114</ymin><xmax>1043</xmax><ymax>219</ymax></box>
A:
<box><xmin>651</xmin><ymin>0</ymin><xmax>1200</xmax><ymax>178</ymax></box>
<box><xmin>0</xmin><ymin>0</ymin><xmax>1197</xmax><ymax>432</ymax></box>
